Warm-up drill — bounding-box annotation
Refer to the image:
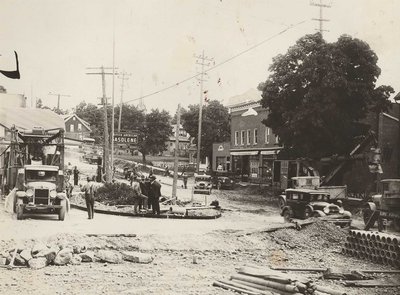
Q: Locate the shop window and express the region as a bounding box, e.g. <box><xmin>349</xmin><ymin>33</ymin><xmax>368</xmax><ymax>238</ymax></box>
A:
<box><xmin>254</xmin><ymin>128</ymin><xmax>258</xmax><ymax>145</ymax></box>
<box><xmin>265</xmin><ymin>128</ymin><xmax>270</xmax><ymax>144</ymax></box>
<box><xmin>234</xmin><ymin>131</ymin><xmax>239</xmax><ymax>146</ymax></box>
<box><xmin>246</xmin><ymin>130</ymin><xmax>251</xmax><ymax>145</ymax></box>
<box><xmin>240</xmin><ymin>130</ymin><xmax>245</xmax><ymax>145</ymax></box>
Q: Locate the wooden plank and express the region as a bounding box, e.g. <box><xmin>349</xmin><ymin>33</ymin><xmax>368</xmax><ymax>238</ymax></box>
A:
<box><xmin>344</xmin><ymin>279</ymin><xmax>400</xmax><ymax>288</ymax></box>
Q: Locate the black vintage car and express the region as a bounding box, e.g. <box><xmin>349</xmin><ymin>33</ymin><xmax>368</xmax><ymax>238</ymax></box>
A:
<box><xmin>212</xmin><ymin>175</ymin><xmax>235</xmax><ymax>190</ymax></box>
<box><xmin>280</xmin><ymin>188</ymin><xmax>352</xmax><ymax>226</ymax></box>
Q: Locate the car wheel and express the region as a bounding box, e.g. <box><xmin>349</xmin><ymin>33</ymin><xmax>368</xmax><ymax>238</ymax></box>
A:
<box><xmin>278</xmin><ymin>197</ymin><xmax>286</xmax><ymax>209</ymax></box>
<box><xmin>283</xmin><ymin>210</ymin><xmax>292</xmax><ymax>222</ymax></box>
<box><xmin>16</xmin><ymin>199</ymin><xmax>24</xmax><ymax>220</ymax></box>
<box><xmin>59</xmin><ymin>200</ymin><xmax>67</xmax><ymax>221</ymax></box>
<box><xmin>304</xmin><ymin>207</ymin><xmax>312</xmax><ymax>219</ymax></box>
<box><xmin>362</xmin><ymin>208</ymin><xmax>374</xmax><ymax>226</ymax></box>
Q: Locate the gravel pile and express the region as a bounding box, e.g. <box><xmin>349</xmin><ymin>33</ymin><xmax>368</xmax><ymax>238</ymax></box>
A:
<box><xmin>270</xmin><ymin>220</ymin><xmax>348</xmax><ymax>250</ymax></box>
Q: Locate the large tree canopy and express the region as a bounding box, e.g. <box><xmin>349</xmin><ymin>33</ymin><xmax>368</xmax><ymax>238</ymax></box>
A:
<box><xmin>259</xmin><ymin>33</ymin><xmax>394</xmax><ymax>159</ymax></box>
<box><xmin>181</xmin><ymin>100</ymin><xmax>230</xmax><ymax>163</ymax></box>
<box><xmin>138</xmin><ymin>109</ymin><xmax>172</xmax><ymax>163</ymax></box>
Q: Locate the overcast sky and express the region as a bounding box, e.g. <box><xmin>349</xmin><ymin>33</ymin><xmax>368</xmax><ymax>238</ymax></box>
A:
<box><xmin>0</xmin><ymin>0</ymin><xmax>398</xmax><ymax>115</ymax></box>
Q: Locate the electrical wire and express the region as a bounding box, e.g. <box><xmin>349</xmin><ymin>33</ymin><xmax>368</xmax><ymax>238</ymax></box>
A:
<box><xmin>123</xmin><ymin>19</ymin><xmax>308</xmax><ymax>104</ymax></box>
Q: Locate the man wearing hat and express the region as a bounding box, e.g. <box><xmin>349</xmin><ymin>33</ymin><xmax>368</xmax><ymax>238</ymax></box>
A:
<box><xmin>80</xmin><ymin>176</ymin><xmax>95</xmax><ymax>219</ymax></box>
<box><xmin>131</xmin><ymin>175</ymin><xmax>148</xmax><ymax>214</ymax></box>
<box><xmin>149</xmin><ymin>175</ymin><xmax>161</xmax><ymax>215</ymax></box>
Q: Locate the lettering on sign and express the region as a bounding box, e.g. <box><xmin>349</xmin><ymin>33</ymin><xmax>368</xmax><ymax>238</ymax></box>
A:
<box><xmin>113</xmin><ymin>133</ymin><xmax>138</xmax><ymax>144</ymax></box>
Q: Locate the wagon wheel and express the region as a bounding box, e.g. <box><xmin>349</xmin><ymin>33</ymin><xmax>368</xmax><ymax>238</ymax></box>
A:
<box><xmin>362</xmin><ymin>208</ymin><xmax>374</xmax><ymax>226</ymax></box>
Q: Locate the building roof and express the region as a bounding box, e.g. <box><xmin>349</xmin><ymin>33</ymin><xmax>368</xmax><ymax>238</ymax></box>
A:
<box><xmin>0</xmin><ymin>107</ymin><xmax>65</xmax><ymax>131</ymax></box>
<box><xmin>63</xmin><ymin>113</ymin><xmax>92</xmax><ymax>132</ymax></box>
<box><xmin>226</xmin><ymin>89</ymin><xmax>261</xmax><ymax>107</ymax></box>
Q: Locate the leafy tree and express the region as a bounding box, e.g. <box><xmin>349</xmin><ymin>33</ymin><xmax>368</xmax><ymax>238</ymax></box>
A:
<box><xmin>137</xmin><ymin>109</ymin><xmax>172</xmax><ymax>163</ymax></box>
<box><xmin>181</xmin><ymin>100</ymin><xmax>230</xmax><ymax>164</ymax></box>
<box><xmin>113</xmin><ymin>104</ymin><xmax>145</xmax><ymax>132</ymax></box>
<box><xmin>259</xmin><ymin>33</ymin><xmax>394</xmax><ymax>159</ymax></box>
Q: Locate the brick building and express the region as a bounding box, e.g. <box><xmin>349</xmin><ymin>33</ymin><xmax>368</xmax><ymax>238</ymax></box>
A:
<box><xmin>228</xmin><ymin>95</ymin><xmax>283</xmax><ymax>182</ymax></box>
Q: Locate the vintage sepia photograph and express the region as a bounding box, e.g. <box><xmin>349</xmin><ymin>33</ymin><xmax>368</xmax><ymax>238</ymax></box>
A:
<box><xmin>0</xmin><ymin>0</ymin><xmax>399</xmax><ymax>294</ymax></box>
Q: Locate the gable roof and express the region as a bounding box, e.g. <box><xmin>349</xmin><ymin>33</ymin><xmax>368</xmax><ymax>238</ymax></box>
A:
<box><xmin>64</xmin><ymin>114</ymin><xmax>92</xmax><ymax>132</ymax></box>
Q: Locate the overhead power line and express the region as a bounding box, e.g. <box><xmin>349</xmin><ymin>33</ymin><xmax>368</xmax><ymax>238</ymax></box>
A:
<box><xmin>123</xmin><ymin>19</ymin><xmax>308</xmax><ymax>104</ymax></box>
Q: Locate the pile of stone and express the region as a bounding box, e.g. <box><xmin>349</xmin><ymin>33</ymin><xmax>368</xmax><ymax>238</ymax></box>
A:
<box><xmin>0</xmin><ymin>242</ymin><xmax>153</xmax><ymax>270</ymax></box>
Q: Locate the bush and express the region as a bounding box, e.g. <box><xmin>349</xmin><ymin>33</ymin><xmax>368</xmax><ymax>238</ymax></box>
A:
<box><xmin>96</xmin><ymin>182</ymin><xmax>134</xmax><ymax>206</ymax></box>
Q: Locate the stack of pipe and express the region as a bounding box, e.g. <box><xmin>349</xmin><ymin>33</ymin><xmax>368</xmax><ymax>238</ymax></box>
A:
<box><xmin>342</xmin><ymin>229</ymin><xmax>400</xmax><ymax>268</ymax></box>
<box><xmin>213</xmin><ymin>265</ymin><xmax>347</xmax><ymax>295</ymax></box>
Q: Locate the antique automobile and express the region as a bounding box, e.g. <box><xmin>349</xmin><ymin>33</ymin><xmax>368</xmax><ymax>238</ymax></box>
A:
<box><xmin>212</xmin><ymin>175</ymin><xmax>235</xmax><ymax>190</ymax></box>
<box><xmin>193</xmin><ymin>175</ymin><xmax>212</xmax><ymax>195</ymax></box>
<box><xmin>280</xmin><ymin>188</ymin><xmax>352</xmax><ymax>227</ymax></box>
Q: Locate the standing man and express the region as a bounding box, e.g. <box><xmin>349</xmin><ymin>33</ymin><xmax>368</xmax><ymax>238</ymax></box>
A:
<box><xmin>131</xmin><ymin>175</ymin><xmax>148</xmax><ymax>214</ymax></box>
<box><xmin>149</xmin><ymin>175</ymin><xmax>161</xmax><ymax>215</ymax></box>
<box><xmin>73</xmin><ymin>166</ymin><xmax>80</xmax><ymax>186</ymax></box>
<box><xmin>81</xmin><ymin>176</ymin><xmax>95</xmax><ymax>219</ymax></box>
<box><xmin>182</xmin><ymin>172</ymin><xmax>188</xmax><ymax>189</ymax></box>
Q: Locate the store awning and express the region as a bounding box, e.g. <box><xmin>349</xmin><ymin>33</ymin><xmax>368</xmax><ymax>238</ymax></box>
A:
<box><xmin>230</xmin><ymin>151</ymin><xmax>259</xmax><ymax>156</ymax></box>
<box><xmin>260</xmin><ymin>150</ymin><xmax>278</xmax><ymax>155</ymax></box>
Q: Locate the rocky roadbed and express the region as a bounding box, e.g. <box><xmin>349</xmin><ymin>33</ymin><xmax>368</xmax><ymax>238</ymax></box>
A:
<box><xmin>1</xmin><ymin>221</ymin><xmax>400</xmax><ymax>295</ymax></box>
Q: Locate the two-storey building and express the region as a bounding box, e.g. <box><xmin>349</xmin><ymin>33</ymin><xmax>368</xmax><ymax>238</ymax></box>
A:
<box><xmin>228</xmin><ymin>91</ymin><xmax>283</xmax><ymax>182</ymax></box>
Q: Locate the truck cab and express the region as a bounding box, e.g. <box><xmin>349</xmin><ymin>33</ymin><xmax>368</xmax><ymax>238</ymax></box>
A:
<box><xmin>15</xmin><ymin>164</ymin><xmax>67</xmax><ymax>220</ymax></box>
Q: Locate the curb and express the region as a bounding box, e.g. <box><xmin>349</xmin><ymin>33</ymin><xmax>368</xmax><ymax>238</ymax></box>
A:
<box><xmin>70</xmin><ymin>203</ymin><xmax>222</xmax><ymax>220</ymax></box>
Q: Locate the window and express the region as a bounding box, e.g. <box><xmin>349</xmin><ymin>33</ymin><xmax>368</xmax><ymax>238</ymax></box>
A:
<box><xmin>240</xmin><ymin>130</ymin><xmax>245</xmax><ymax>145</ymax></box>
<box><xmin>265</xmin><ymin>128</ymin><xmax>270</xmax><ymax>144</ymax></box>
<box><xmin>70</xmin><ymin>124</ymin><xmax>74</xmax><ymax>132</ymax></box>
<box><xmin>78</xmin><ymin>123</ymin><xmax>82</xmax><ymax>131</ymax></box>
<box><xmin>254</xmin><ymin>129</ymin><xmax>258</xmax><ymax>145</ymax></box>
<box><xmin>246</xmin><ymin>130</ymin><xmax>251</xmax><ymax>145</ymax></box>
<box><xmin>234</xmin><ymin>131</ymin><xmax>239</xmax><ymax>146</ymax></box>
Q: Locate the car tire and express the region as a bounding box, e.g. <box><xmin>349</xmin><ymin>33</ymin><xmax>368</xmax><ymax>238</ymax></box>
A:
<box><xmin>283</xmin><ymin>210</ymin><xmax>292</xmax><ymax>222</ymax></box>
<box><xmin>304</xmin><ymin>207</ymin><xmax>312</xmax><ymax>219</ymax></box>
<box><xmin>59</xmin><ymin>200</ymin><xmax>67</xmax><ymax>221</ymax></box>
<box><xmin>362</xmin><ymin>208</ymin><xmax>374</xmax><ymax>226</ymax></box>
<box><xmin>16</xmin><ymin>199</ymin><xmax>24</xmax><ymax>220</ymax></box>
<box><xmin>278</xmin><ymin>197</ymin><xmax>286</xmax><ymax>209</ymax></box>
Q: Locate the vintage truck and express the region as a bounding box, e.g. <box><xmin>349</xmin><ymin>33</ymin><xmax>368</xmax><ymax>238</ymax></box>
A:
<box><xmin>1</xmin><ymin>108</ymin><xmax>68</xmax><ymax>220</ymax></box>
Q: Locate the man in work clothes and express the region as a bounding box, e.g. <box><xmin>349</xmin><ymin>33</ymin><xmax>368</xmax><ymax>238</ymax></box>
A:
<box><xmin>81</xmin><ymin>176</ymin><xmax>95</xmax><ymax>219</ymax></box>
<box><xmin>73</xmin><ymin>166</ymin><xmax>80</xmax><ymax>186</ymax></box>
<box><xmin>131</xmin><ymin>175</ymin><xmax>148</xmax><ymax>214</ymax></box>
<box><xmin>149</xmin><ymin>175</ymin><xmax>161</xmax><ymax>215</ymax></box>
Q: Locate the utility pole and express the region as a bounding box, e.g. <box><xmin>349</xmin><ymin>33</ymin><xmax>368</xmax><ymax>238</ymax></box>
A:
<box><xmin>310</xmin><ymin>0</ymin><xmax>331</xmax><ymax>37</ymax></box>
<box><xmin>117</xmin><ymin>72</ymin><xmax>131</xmax><ymax>132</ymax></box>
<box><xmin>172</xmin><ymin>104</ymin><xmax>181</xmax><ymax>200</ymax></box>
<box><xmin>48</xmin><ymin>92</ymin><xmax>70</xmax><ymax>111</ymax></box>
<box><xmin>86</xmin><ymin>66</ymin><xmax>117</xmax><ymax>183</ymax></box>
<box><xmin>194</xmin><ymin>50</ymin><xmax>213</xmax><ymax>173</ymax></box>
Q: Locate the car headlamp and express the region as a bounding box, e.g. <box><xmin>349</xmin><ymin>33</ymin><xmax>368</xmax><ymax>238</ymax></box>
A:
<box><xmin>26</xmin><ymin>189</ymin><xmax>34</xmax><ymax>197</ymax></box>
<box><xmin>50</xmin><ymin>190</ymin><xmax>57</xmax><ymax>198</ymax></box>
<box><xmin>323</xmin><ymin>207</ymin><xmax>330</xmax><ymax>214</ymax></box>
<box><xmin>339</xmin><ymin>207</ymin><xmax>344</xmax><ymax>214</ymax></box>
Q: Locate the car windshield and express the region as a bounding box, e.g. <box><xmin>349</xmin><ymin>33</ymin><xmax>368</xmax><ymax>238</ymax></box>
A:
<box><xmin>196</xmin><ymin>177</ymin><xmax>211</xmax><ymax>182</ymax></box>
<box><xmin>311</xmin><ymin>194</ymin><xmax>329</xmax><ymax>202</ymax></box>
<box><xmin>26</xmin><ymin>170</ymin><xmax>58</xmax><ymax>182</ymax></box>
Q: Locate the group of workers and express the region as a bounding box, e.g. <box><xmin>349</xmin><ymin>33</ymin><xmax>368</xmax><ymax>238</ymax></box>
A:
<box><xmin>130</xmin><ymin>174</ymin><xmax>162</xmax><ymax>215</ymax></box>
